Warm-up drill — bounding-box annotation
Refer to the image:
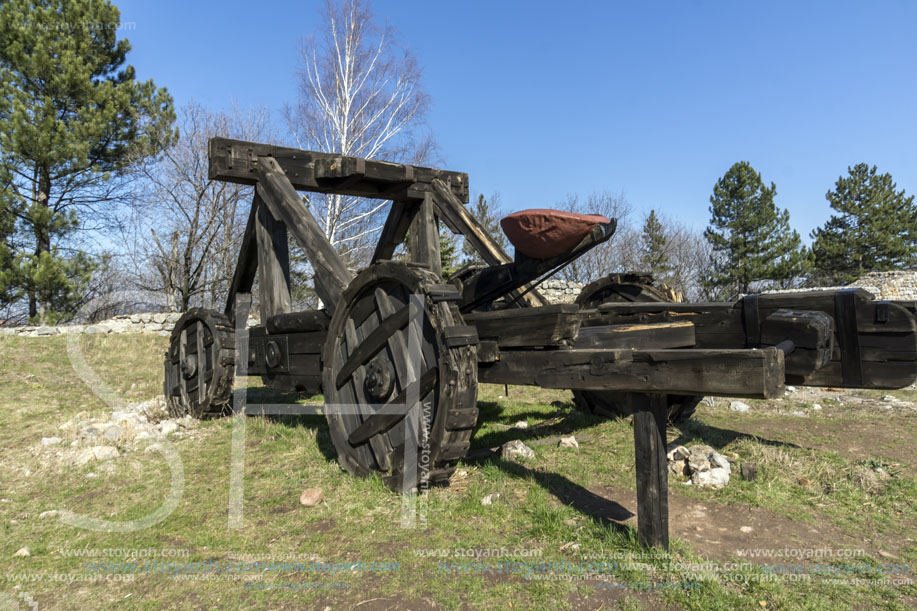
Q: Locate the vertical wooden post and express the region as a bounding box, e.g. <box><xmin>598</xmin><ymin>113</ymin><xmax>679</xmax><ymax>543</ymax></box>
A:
<box><xmin>408</xmin><ymin>191</ymin><xmax>442</xmax><ymax>276</ymax></box>
<box><xmin>254</xmin><ymin>195</ymin><xmax>292</xmax><ymax>322</ymax></box>
<box><xmin>631</xmin><ymin>392</ymin><xmax>670</xmax><ymax>550</ymax></box>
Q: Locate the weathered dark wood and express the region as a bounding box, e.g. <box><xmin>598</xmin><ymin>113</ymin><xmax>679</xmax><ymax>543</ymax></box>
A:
<box><xmin>632</xmin><ymin>393</ymin><xmax>669</xmax><ymax>550</ymax></box>
<box><xmin>573</xmin><ymin>322</ymin><xmax>695</xmax><ymax>350</ymax></box>
<box><xmin>760</xmin><ymin>309</ymin><xmax>833</xmax><ymax>374</ymax></box>
<box><xmin>224</xmin><ymin>196</ymin><xmax>260</xmax><ymax>322</ymax></box>
<box><xmin>255</xmin><ymin>195</ymin><xmax>292</xmax><ymax>321</ymax></box>
<box><xmin>372</xmin><ymin>200</ymin><xmax>417</xmax><ymax>263</ymax></box>
<box><xmin>255</xmin><ymin>156</ymin><xmax>352</xmax><ymax>312</ymax></box>
<box><xmin>347</xmin><ymin>368</ymin><xmax>439</xmax><ymax>445</ymax></box>
<box><xmin>209</xmin><ymin>137</ymin><xmax>468</xmax><ymax>202</ymax></box>
<box><xmin>266</xmin><ymin>310</ymin><xmax>332</xmax><ymax>334</ymax></box>
<box><xmin>478</xmin><ymin>347</ymin><xmax>786</xmax><ymax>398</ymax></box>
<box><xmin>464</xmin><ymin>304</ymin><xmax>583</xmax><ymax>348</ymax></box>
<box><xmin>334</xmin><ymin>304</ymin><xmax>410</xmax><ymax>389</ymax></box>
<box><xmin>408</xmin><ymin>192</ymin><xmax>442</xmax><ymax>276</ymax></box>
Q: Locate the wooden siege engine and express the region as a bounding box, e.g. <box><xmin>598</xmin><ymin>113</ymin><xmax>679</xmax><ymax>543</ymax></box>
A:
<box><xmin>162</xmin><ymin>138</ymin><xmax>917</xmax><ymax>549</ymax></box>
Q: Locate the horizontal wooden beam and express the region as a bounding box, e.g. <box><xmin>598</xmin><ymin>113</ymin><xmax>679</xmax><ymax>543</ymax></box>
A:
<box><xmin>478</xmin><ymin>347</ymin><xmax>786</xmax><ymax>398</ymax></box>
<box><xmin>209</xmin><ymin>137</ymin><xmax>469</xmax><ymax>202</ymax></box>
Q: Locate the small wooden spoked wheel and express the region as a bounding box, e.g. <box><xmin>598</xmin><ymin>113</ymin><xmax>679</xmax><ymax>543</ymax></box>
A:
<box><xmin>322</xmin><ymin>261</ymin><xmax>479</xmax><ymax>491</ymax></box>
<box><xmin>163</xmin><ymin>309</ymin><xmax>236</xmax><ymax>418</ymax></box>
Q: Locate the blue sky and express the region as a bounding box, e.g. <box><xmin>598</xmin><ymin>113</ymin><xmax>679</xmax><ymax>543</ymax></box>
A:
<box><xmin>114</xmin><ymin>0</ymin><xmax>917</xmax><ymax>240</ymax></box>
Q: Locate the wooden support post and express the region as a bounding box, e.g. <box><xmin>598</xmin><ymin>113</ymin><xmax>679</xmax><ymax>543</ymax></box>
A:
<box><xmin>254</xmin><ymin>193</ymin><xmax>292</xmax><ymax>321</ymax></box>
<box><xmin>631</xmin><ymin>393</ymin><xmax>669</xmax><ymax>550</ymax></box>
<box><xmin>255</xmin><ymin>156</ymin><xmax>353</xmax><ymax>313</ymax></box>
<box><xmin>408</xmin><ymin>191</ymin><xmax>442</xmax><ymax>276</ymax></box>
<box><xmin>224</xmin><ymin>196</ymin><xmax>260</xmax><ymax>324</ymax></box>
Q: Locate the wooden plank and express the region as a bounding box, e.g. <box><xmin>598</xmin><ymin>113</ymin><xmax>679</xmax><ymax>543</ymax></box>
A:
<box><xmin>372</xmin><ymin>200</ymin><xmax>417</xmax><ymax>263</ymax></box>
<box><xmin>465</xmin><ymin>304</ymin><xmax>583</xmax><ymax>348</ymax></box>
<box><xmin>573</xmin><ymin>322</ymin><xmax>695</xmax><ymax>350</ymax></box>
<box><xmin>255</xmin><ymin>156</ymin><xmax>353</xmax><ymax>313</ymax></box>
<box><xmin>224</xmin><ymin>196</ymin><xmax>260</xmax><ymax>321</ymax></box>
<box><xmin>478</xmin><ymin>348</ymin><xmax>786</xmax><ymax>398</ymax></box>
<box><xmin>254</xmin><ymin>194</ymin><xmax>292</xmax><ymax>321</ymax></box>
<box><xmin>803</xmin><ymin>360</ymin><xmax>916</xmax><ymax>389</ymax></box>
<box><xmin>632</xmin><ymin>393</ymin><xmax>669</xmax><ymax>550</ymax></box>
<box><xmin>407</xmin><ymin>192</ymin><xmax>442</xmax><ymax>276</ymax></box>
<box><xmin>209</xmin><ymin>137</ymin><xmax>469</xmax><ymax>202</ymax></box>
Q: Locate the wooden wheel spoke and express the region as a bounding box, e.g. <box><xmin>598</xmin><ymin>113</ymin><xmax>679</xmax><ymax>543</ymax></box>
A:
<box><xmin>348</xmin><ymin>368</ymin><xmax>438</xmax><ymax>445</ymax></box>
<box><xmin>334</xmin><ymin>304</ymin><xmax>410</xmax><ymax>389</ymax></box>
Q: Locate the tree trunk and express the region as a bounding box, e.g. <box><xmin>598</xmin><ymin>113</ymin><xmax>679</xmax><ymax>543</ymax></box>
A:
<box><xmin>33</xmin><ymin>164</ymin><xmax>52</xmax><ymax>322</ymax></box>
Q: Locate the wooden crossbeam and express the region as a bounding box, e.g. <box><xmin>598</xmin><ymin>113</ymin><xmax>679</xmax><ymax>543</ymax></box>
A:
<box><xmin>209</xmin><ymin>138</ymin><xmax>469</xmax><ymax>202</ymax></box>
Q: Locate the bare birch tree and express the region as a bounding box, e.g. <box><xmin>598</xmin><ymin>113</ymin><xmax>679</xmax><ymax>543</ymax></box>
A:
<box><xmin>126</xmin><ymin>102</ymin><xmax>272</xmax><ymax>311</ymax></box>
<box><xmin>285</xmin><ymin>0</ymin><xmax>434</xmax><ymax>265</ymax></box>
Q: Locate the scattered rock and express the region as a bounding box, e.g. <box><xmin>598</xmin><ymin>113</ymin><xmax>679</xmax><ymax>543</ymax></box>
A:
<box><xmin>740</xmin><ymin>526</ymin><xmax>753</xmax><ymax>533</ymax></box>
<box><xmin>558</xmin><ymin>435</ymin><xmax>579</xmax><ymax>450</ymax></box>
<box><xmin>729</xmin><ymin>401</ymin><xmax>750</xmax><ymax>413</ymax></box>
<box><xmin>13</xmin><ymin>547</ymin><xmax>30</xmax><ymax>558</ymax></box>
<box><xmin>882</xmin><ymin>395</ymin><xmax>899</xmax><ymax>402</ymax></box>
<box><xmin>797</xmin><ymin>477</ymin><xmax>811</xmax><ymax>486</ymax></box>
<box><xmin>35</xmin><ymin>326</ymin><xmax>59</xmax><ymax>336</ymax></box>
<box><xmin>668</xmin><ymin>445</ymin><xmax>731</xmax><ymax>488</ymax></box>
<box><xmin>790</xmin><ymin>411</ymin><xmax>806</xmax><ymax>416</ymax></box>
<box><xmin>299</xmin><ymin>488</ymin><xmax>324</xmax><ymax>507</ymax></box>
<box><xmin>143</xmin><ymin>443</ymin><xmax>163</xmax><ymax>455</ymax></box>
<box><xmin>103</xmin><ymin>426</ymin><xmax>121</xmax><ymax>444</ymax></box>
<box><xmin>512</xmin><ymin>420</ymin><xmax>529</xmax><ymax>429</ymax></box>
<box><xmin>880</xmin><ymin>404</ymin><xmax>893</xmax><ymax>410</ymax></box>
<box><xmin>481</xmin><ymin>492</ymin><xmax>500</xmax><ymax>506</ymax></box>
<box><xmin>40</xmin><ymin>437</ymin><xmax>62</xmax><ymax>446</ymax></box>
<box><xmin>811</xmin><ymin>403</ymin><xmax>822</xmax><ymax>410</ymax></box>
<box><xmin>85</xmin><ymin>472</ymin><xmax>98</xmax><ymax>479</ymax></box>
<box><xmin>158</xmin><ymin>421</ymin><xmax>179</xmax><ymax>436</ymax></box>
<box><xmin>741</xmin><ymin>462</ymin><xmax>758</xmax><ymax>482</ymax></box>
<box><xmin>701</xmin><ymin>396</ymin><xmax>716</xmax><ymax>407</ymax></box>
<box><xmin>785</xmin><ymin>385</ymin><xmax>797</xmax><ymax>393</ymax></box>
<box><xmin>83</xmin><ymin>326</ymin><xmax>109</xmax><ymax>334</ymax></box>
<box><xmin>72</xmin><ymin>445</ymin><xmax>119</xmax><ymax>466</ymax></box>
<box><xmin>39</xmin><ymin>510</ymin><xmax>59</xmax><ymax>519</ymax></box>
<box><xmin>501</xmin><ymin>439</ymin><xmax>535</xmax><ymax>461</ymax></box>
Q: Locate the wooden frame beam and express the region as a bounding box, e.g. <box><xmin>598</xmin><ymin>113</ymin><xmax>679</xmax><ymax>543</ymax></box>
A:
<box><xmin>209</xmin><ymin>137</ymin><xmax>468</xmax><ymax>202</ymax></box>
<box><xmin>255</xmin><ymin>156</ymin><xmax>353</xmax><ymax>313</ymax></box>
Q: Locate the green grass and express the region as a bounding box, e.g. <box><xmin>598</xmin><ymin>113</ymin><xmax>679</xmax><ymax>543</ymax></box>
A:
<box><xmin>0</xmin><ymin>334</ymin><xmax>914</xmax><ymax>609</ymax></box>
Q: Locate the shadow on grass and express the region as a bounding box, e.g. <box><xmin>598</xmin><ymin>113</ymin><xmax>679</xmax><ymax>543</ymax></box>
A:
<box><xmin>238</xmin><ymin>386</ymin><xmax>337</xmax><ymax>462</ymax></box>
<box><xmin>670</xmin><ymin>418</ymin><xmax>808</xmax><ymax>452</ymax></box>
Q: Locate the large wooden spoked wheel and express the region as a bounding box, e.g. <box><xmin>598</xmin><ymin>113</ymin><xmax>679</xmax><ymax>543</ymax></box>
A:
<box><xmin>163</xmin><ymin>309</ymin><xmax>236</xmax><ymax>419</ymax></box>
<box><xmin>572</xmin><ymin>275</ymin><xmax>701</xmax><ymax>423</ymax></box>
<box><xmin>323</xmin><ymin>261</ymin><xmax>479</xmax><ymax>492</ymax></box>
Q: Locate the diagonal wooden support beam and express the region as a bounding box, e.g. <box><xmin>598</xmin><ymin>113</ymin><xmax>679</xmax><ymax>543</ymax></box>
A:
<box><xmin>255</xmin><ymin>156</ymin><xmax>353</xmax><ymax>313</ymax></box>
<box><xmin>372</xmin><ymin>200</ymin><xmax>418</xmax><ymax>263</ymax></box>
<box><xmin>254</xmin><ymin>191</ymin><xmax>292</xmax><ymax>321</ymax></box>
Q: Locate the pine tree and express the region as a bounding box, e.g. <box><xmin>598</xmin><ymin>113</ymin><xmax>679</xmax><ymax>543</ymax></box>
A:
<box><xmin>639</xmin><ymin>209</ymin><xmax>671</xmax><ymax>279</ymax></box>
<box><xmin>439</xmin><ymin>226</ymin><xmax>459</xmax><ymax>279</ymax></box>
<box><xmin>811</xmin><ymin>164</ymin><xmax>917</xmax><ymax>284</ymax></box>
<box><xmin>0</xmin><ymin>0</ymin><xmax>176</xmax><ymax>322</ymax></box>
<box><xmin>703</xmin><ymin>161</ymin><xmax>810</xmax><ymax>298</ymax></box>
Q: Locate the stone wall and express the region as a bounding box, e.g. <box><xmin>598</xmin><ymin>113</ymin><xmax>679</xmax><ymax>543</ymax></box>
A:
<box><xmin>0</xmin><ymin>312</ymin><xmax>260</xmax><ymax>337</ymax></box>
<box><xmin>537</xmin><ymin>279</ymin><xmax>584</xmax><ymax>304</ymax></box>
<box><xmin>849</xmin><ymin>271</ymin><xmax>917</xmax><ymax>301</ymax></box>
